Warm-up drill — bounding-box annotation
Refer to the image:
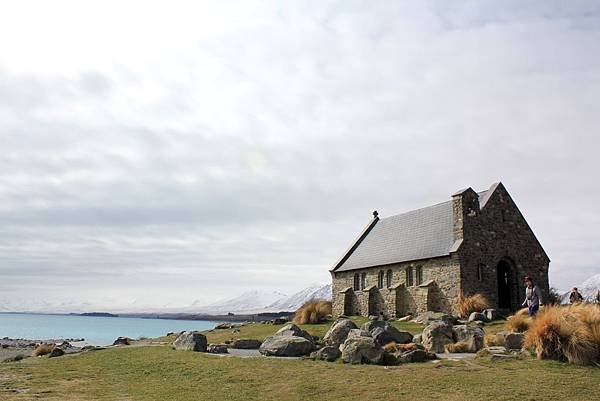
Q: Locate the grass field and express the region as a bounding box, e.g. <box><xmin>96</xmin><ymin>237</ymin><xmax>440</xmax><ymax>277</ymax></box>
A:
<box><xmin>2</xmin><ymin>318</ymin><xmax>597</xmax><ymax>401</ymax></box>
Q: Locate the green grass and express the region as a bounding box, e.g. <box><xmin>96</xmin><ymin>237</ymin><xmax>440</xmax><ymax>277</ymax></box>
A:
<box><xmin>2</xmin><ymin>345</ymin><xmax>600</xmax><ymax>401</ymax></box>
<box><xmin>1</xmin><ymin>318</ymin><xmax>561</xmax><ymax>400</ymax></box>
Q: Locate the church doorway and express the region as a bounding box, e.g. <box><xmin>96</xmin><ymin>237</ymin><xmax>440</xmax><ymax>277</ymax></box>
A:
<box><xmin>497</xmin><ymin>260</ymin><xmax>514</xmax><ymax>310</ymax></box>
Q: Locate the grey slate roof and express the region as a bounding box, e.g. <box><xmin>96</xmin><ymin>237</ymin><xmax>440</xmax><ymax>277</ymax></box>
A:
<box><xmin>333</xmin><ymin>190</ymin><xmax>491</xmax><ymax>272</ymax></box>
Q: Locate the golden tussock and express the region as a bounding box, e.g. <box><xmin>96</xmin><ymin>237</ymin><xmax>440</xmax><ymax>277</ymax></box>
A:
<box><xmin>292</xmin><ymin>300</ymin><xmax>332</xmax><ymax>325</ymax></box>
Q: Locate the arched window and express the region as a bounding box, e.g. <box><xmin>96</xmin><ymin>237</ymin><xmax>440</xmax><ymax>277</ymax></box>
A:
<box><xmin>416</xmin><ymin>265</ymin><xmax>423</xmax><ymax>285</ymax></box>
<box><xmin>406</xmin><ymin>267</ymin><xmax>414</xmax><ymax>287</ymax></box>
<box><xmin>386</xmin><ymin>270</ymin><xmax>393</xmax><ymax>288</ymax></box>
<box><xmin>353</xmin><ymin>273</ymin><xmax>360</xmax><ymax>291</ymax></box>
<box><xmin>360</xmin><ymin>272</ymin><xmax>367</xmax><ymax>290</ymax></box>
<box><xmin>377</xmin><ymin>271</ymin><xmax>384</xmax><ymax>289</ymax></box>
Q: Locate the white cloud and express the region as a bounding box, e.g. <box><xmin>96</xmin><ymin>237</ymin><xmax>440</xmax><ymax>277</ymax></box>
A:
<box><xmin>1</xmin><ymin>1</ymin><xmax>599</xmax><ymax>310</ymax></box>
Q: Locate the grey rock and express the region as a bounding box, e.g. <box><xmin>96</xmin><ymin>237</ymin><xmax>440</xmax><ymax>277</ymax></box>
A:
<box><xmin>340</xmin><ymin>336</ymin><xmax>383</xmax><ymax>364</ymax></box>
<box><xmin>112</xmin><ymin>337</ymin><xmax>131</xmax><ymax>346</ymax></box>
<box><xmin>231</xmin><ymin>338</ymin><xmax>262</xmax><ymax>349</ymax></box>
<box><xmin>310</xmin><ymin>346</ymin><xmax>341</xmax><ymax>362</ymax></box>
<box><xmin>397</xmin><ymin>315</ymin><xmax>413</xmax><ymax>322</ymax></box>
<box><xmin>274</xmin><ymin>323</ymin><xmax>313</xmax><ymax>342</ymax></box>
<box><xmin>468</xmin><ymin>312</ymin><xmax>488</xmax><ymax>323</ymax></box>
<box><xmin>48</xmin><ymin>347</ymin><xmax>64</xmax><ymax>358</ymax></box>
<box><xmin>504</xmin><ymin>332</ymin><xmax>525</xmax><ymax>350</ymax></box>
<box><xmin>207</xmin><ymin>344</ymin><xmax>228</xmax><ymax>354</ymax></box>
<box><xmin>452</xmin><ymin>325</ymin><xmax>484</xmax><ymax>353</ymax></box>
<box><xmin>173</xmin><ymin>331</ymin><xmax>207</xmax><ymax>352</ymax></box>
<box><xmin>398</xmin><ymin>349</ymin><xmax>428</xmax><ymax>363</ymax></box>
<box><xmin>422</xmin><ymin>321</ymin><xmax>454</xmax><ymax>353</ymax></box>
<box><xmin>414</xmin><ymin>311</ymin><xmax>458</xmax><ymax>325</ymax></box>
<box><xmin>323</xmin><ymin>318</ymin><xmax>358</xmax><ymax>347</ymax></box>
<box><xmin>346</xmin><ymin>329</ymin><xmax>371</xmax><ymax>340</ymax></box>
<box><xmin>361</xmin><ymin>320</ymin><xmax>413</xmax><ymax>346</ymax></box>
<box><xmin>259</xmin><ymin>335</ymin><xmax>315</xmax><ymax>357</ymax></box>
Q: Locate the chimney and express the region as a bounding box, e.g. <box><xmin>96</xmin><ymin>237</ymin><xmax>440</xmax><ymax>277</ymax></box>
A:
<box><xmin>451</xmin><ymin>187</ymin><xmax>480</xmax><ymax>241</ymax></box>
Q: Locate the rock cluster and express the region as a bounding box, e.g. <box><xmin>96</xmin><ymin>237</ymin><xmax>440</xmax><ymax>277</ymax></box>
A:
<box><xmin>173</xmin><ymin>331</ymin><xmax>208</xmax><ymax>352</ymax></box>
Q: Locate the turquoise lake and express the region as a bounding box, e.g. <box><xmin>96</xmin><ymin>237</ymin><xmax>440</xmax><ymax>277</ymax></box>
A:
<box><xmin>0</xmin><ymin>313</ymin><xmax>220</xmax><ymax>345</ymax></box>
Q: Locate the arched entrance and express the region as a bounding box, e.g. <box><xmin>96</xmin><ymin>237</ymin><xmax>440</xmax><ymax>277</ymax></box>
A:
<box><xmin>497</xmin><ymin>260</ymin><xmax>514</xmax><ymax>310</ymax></box>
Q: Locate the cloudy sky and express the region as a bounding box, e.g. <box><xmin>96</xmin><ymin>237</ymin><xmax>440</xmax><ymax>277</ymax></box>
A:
<box><xmin>1</xmin><ymin>1</ymin><xmax>599</xmax><ymax>311</ymax></box>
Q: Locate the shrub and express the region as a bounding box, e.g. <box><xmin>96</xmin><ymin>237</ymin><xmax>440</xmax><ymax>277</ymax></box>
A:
<box><xmin>523</xmin><ymin>304</ymin><xmax>600</xmax><ymax>365</ymax></box>
<box><xmin>546</xmin><ymin>287</ymin><xmax>562</xmax><ymax>306</ymax></box>
<box><xmin>383</xmin><ymin>342</ymin><xmax>419</xmax><ymax>353</ymax></box>
<box><xmin>445</xmin><ymin>342</ymin><xmax>470</xmax><ymax>353</ymax></box>
<box><xmin>505</xmin><ymin>309</ymin><xmax>531</xmax><ymax>333</ymax></box>
<box><xmin>32</xmin><ymin>343</ymin><xmax>55</xmax><ymax>357</ymax></box>
<box><xmin>457</xmin><ymin>292</ymin><xmax>490</xmax><ymax>317</ymax></box>
<box><xmin>292</xmin><ymin>300</ymin><xmax>332</xmax><ymax>325</ymax></box>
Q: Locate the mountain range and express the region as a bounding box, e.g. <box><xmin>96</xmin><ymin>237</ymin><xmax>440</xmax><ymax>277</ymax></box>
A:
<box><xmin>560</xmin><ymin>273</ymin><xmax>600</xmax><ymax>303</ymax></box>
<box><xmin>0</xmin><ymin>283</ymin><xmax>332</xmax><ymax>315</ymax></box>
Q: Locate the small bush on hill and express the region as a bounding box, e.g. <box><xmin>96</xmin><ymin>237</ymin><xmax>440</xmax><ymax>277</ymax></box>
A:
<box><xmin>2</xmin><ymin>354</ymin><xmax>25</xmax><ymax>363</ymax></box>
<box><xmin>457</xmin><ymin>292</ymin><xmax>490</xmax><ymax>317</ymax></box>
<box><xmin>32</xmin><ymin>343</ymin><xmax>55</xmax><ymax>357</ymax></box>
<box><xmin>293</xmin><ymin>300</ymin><xmax>332</xmax><ymax>325</ymax></box>
<box><xmin>383</xmin><ymin>342</ymin><xmax>419</xmax><ymax>353</ymax></box>
<box><xmin>523</xmin><ymin>303</ymin><xmax>600</xmax><ymax>365</ymax></box>
<box><xmin>484</xmin><ymin>333</ymin><xmax>504</xmax><ymax>347</ymax></box>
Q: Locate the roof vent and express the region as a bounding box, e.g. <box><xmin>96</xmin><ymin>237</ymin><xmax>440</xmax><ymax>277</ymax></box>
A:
<box><xmin>373</xmin><ymin>210</ymin><xmax>379</xmax><ymax>218</ymax></box>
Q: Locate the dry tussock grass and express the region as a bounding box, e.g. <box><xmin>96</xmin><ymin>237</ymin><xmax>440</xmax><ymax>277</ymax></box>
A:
<box><xmin>484</xmin><ymin>333</ymin><xmax>504</xmax><ymax>347</ymax></box>
<box><xmin>445</xmin><ymin>342</ymin><xmax>470</xmax><ymax>353</ymax></box>
<box><xmin>506</xmin><ymin>309</ymin><xmax>532</xmax><ymax>333</ymax></box>
<box><xmin>383</xmin><ymin>342</ymin><xmax>419</xmax><ymax>353</ymax></box>
<box><xmin>32</xmin><ymin>343</ymin><xmax>55</xmax><ymax>357</ymax></box>
<box><xmin>523</xmin><ymin>303</ymin><xmax>600</xmax><ymax>365</ymax></box>
<box><xmin>293</xmin><ymin>300</ymin><xmax>332</xmax><ymax>325</ymax></box>
<box><xmin>457</xmin><ymin>292</ymin><xmax>490</xmax><ymax>317</ymax></box>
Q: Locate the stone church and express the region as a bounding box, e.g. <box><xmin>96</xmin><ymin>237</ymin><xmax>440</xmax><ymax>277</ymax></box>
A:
<box><xmin>330</xmin><ymin>182</ymin><xmax>550</xmax><ymax>318</ymax></box>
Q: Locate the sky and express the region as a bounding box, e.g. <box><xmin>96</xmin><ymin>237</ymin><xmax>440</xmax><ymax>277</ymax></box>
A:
<box><xmin>1</xmin><ymin>1</ymin><xmax>599</xmax><ymax>311</ymax></box>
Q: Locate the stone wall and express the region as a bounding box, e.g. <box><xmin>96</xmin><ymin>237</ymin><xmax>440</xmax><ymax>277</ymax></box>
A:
<box><xmin>454</xmin><ymin>183</ymin><xmax>550</xmax><ymax>310</ymax></box>
<box><xmin>331</xmin><ymin>255</ymin><xmax>461</xmax><ymax>318</ymax></box>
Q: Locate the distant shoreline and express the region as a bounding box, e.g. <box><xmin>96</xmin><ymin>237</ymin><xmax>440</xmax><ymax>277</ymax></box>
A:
<box><xmin>0</xmin><ymin>311</ymin><xmax>293</xmax><ymax>323</ymax></box>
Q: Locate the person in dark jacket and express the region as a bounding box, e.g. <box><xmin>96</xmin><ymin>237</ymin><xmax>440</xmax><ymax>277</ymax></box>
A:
<box><xmin>569</xmin><ymin>287</ymin><xmax>584</xmax><ymax>304</ymax></box>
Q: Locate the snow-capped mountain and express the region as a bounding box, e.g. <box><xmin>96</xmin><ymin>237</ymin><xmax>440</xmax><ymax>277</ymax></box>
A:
<box><xmin>266</xmin><ymin>284</ymin><xmax>332</xmax><ymax>312</ymax></box>
<box><xmin>560</xmin><ymin>273</ymin><xmax>600</xmax><ymax>303</ymax></box>
<box><xmin>200</xmin><ymin>290</ymin><xmax>288</xmax><ymax>314</ymax></box>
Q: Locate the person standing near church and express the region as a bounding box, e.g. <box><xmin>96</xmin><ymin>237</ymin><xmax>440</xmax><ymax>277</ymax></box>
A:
<box><xmin>522</xmin><ymin>276</ymin><xmax>542</xmax><ymax>317</ymax></box>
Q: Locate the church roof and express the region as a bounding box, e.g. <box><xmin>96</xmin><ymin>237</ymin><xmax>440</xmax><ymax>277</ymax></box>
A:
<box><xmin>331</xmin><ymin>187</ymin><xmax>494</xmax><ymax>272</ymax></box>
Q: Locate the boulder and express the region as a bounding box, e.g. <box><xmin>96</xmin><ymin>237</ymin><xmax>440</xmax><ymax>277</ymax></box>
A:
<box><xmin>272</xmin><ymin>317</ymin><xmax>289</xmax><ymax>325</ymax></box>
<box><xmin>504</xmin><ymin>332</ymin><xmax>525</xmax><ymax>350</ymax></box>
<box><xmin>413</xmin><ymin>311</ymin><xmax>458</xmax><ymax>325</ymax></box>
<box><xmin>476</xmin><ymin>346</ymin><xmax>509</xmax><ymax>358</ymax></box>
<box><xmin>230</xmin><ymin>338</ymin><xmax>262</xmax><ymax>349</ymax></box>
<box><xmin>452</xmin><ymin>325</ymin><xmax>484</xmax><ymax>353</ymax></box>
<box><xmin>397</xmin><ymin>315</ymin><xmax>413</xmax><ymax>322</ymax></box>
<box><xmin>323</xmin><ymin>318</ymin><xmax>358</xmax><ymax>347</ymax></box>
<box><xmin>207</xmin><ymin>344</ymin><xmax>228</xmax><ymax>354</ymax></box>
<box><xmin>310</xmin><ymin>346</ymin><xmax>341</xmax><ymax>362</ymax></box>
<box><xmin>468</xmin><ymin>312</ymin><xmax>488</xmax><ymax>323</ymax></box>
<box><xmin>398</xmin><ymin>349</ymin><xmax>428</xmax><ymax>363</ymax></box>
<box><xmin>173</xmin><ymin>331</ymin><xmax>207</xmax><ymax>352</ymax></box>
<box><xmin>422</xmin><ymin>322</ymin><xmax>454</xmax><ymax>353</ymax></box>
<box><xmin>361</xmin><ymin>320</ymin><xmax>413</xmax><ymax>346</ymax></box>
<box><xmin>484</xmin><ymin>309</ymin><xmax>498</xmax><ymax>321</ymax></box>
<box><xmin>259</xmin><ymin>336</ymin><xmax>315</xmax><ymax>357</ymax></box>
<box><xmin>346</xmin><ymin>329</ymin><xmax>371</xmax><ymax>341</ymax></box>
<box><xmin>48</xmin><ymin>347</ymin><xmax>65</xmax><ymax>358</ymax></box>
<box><xmin>274</xmin><ymin>323</ymin><xmax>313</xmax><ymax>342</ymax></box>
<box><xmin>340</xmin><ymin>336</ymin><xmax>383</xmax><ymax>365</ymax></box>
<box><xmin>112</xmin><ymin>337</ymin><xmax>131</xmax><ymax>346</ymax></box>
<box><xmin>214</xmin><ymin>323</ymin><xmax>233</xmax><ymax>330</ymax></box>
